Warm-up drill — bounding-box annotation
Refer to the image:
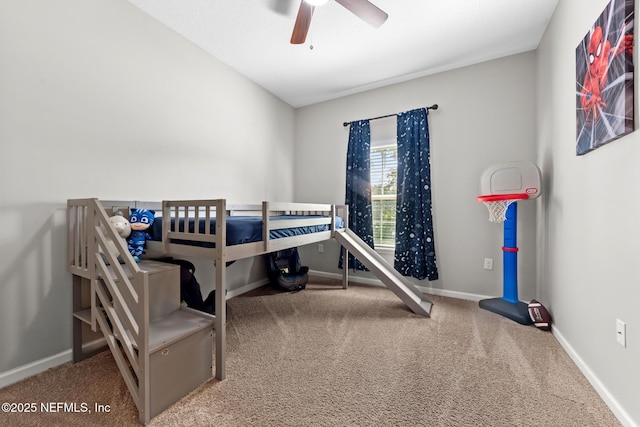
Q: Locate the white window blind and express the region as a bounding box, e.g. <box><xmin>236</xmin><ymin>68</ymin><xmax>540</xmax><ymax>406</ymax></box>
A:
<box><xmin>370</xmin><ymin>116</ymin><xmax>397</xmax><ymax>247</ymax></box>
<box><xmin>370</xmin><ymin>144</ymin><xmax>397</xmax><ymax>247</ymax></box>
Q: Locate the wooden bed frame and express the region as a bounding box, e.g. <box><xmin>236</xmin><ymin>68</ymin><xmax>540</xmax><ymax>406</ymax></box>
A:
<box><xmin>147</xmin><ymin>199</ymin><xmax>348</xmax><ymax>378</ymax></box>
<box><xmin>67</xmin><ymin>198</ymin><xmax>348</xmax><ymax>424</ymax></box>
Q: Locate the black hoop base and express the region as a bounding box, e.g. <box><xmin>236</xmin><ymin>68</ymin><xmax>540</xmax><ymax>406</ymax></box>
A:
<box><xmin>479</xmin><ymin>297</ymin><xmax>532</xmax><ymax>325</ymax></box>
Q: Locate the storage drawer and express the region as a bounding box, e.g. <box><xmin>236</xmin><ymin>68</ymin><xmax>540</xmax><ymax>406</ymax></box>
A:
<box><xmin>148</xmin><ymin>327</ymin><xmax>213</xmax><ymax>419</ymax></box>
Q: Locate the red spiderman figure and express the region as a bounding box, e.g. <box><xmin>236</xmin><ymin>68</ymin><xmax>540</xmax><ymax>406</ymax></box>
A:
<box><xmin>581</xmin><ymin>24</ymin><xmax>633</xmax><ymax>124</ymax></box>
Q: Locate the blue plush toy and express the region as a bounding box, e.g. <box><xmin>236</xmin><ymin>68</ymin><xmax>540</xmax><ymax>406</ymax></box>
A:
<box><xmin>128</xmin><ymin>208</ymin><xmax>155</xmax><ymax>262</ymax></box>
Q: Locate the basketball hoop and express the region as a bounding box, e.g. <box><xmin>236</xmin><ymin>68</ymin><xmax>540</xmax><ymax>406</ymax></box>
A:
<box><xmin>476</xmin><ymin>193</ymin><xmax>528</xmax><ymax>223</ymax></box>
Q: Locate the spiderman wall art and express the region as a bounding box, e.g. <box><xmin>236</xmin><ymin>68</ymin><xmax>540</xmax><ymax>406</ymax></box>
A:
<box><xmin>576</xmin><ymin>0</ymin><xmax>634</xmax><ymax>155</ymax></box>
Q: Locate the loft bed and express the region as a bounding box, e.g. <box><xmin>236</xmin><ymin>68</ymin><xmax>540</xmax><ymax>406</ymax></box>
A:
<box><xmin>67</xmin><ymin>198</ymin><xmax>348</xmax><ymax>424</ymax></box>
<box><xmin>145</xmin><ymin>199</ymin><xmax>348</xmax><ymax>378</ymax></box>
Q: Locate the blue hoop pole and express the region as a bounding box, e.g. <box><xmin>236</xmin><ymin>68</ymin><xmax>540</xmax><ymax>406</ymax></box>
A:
<box><xmin>477</xmin><ymin>194</ymin><xmax>532</xmax><ymax>325</ymax></box>
<box><xmin>502</xmin><ymin>202</ymin><xmax>519</xmax><ymax>303</ymax></box>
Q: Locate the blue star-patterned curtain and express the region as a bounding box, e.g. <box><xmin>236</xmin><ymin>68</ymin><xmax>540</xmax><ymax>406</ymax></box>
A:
<box><xmin>339</xmin><ymin>120</ymin><xmax>374</xmax><ymax>271</ymax></box>
<box><xmin>394</xmin><ymin>108</ymin><xmax>439</xmax><ymax>280</ymax></box>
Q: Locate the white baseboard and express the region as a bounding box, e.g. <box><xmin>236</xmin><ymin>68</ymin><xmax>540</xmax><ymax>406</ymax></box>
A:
<box><xmin>0</xmin><ymin>350</ymin><xmax>72</xmax><ymax>389</ymax></box>
<box><xmin>226</xmin><ymin>278</ymin><xmax>270</xmax><ymax>299</ymax></box>
<box><xmin>308</xmin><ymin>269</ymin><xmax>491</xmax><ymax>302</ymax></box>
<box><xmin>0</xmin><ymin>337</ymin><xmax>109</xmax><ymax>389</ymax></box>
<box><xmin>552</xmin><ymin>327</ymin><xmax>637</xmax><ymax>427</ymax></box>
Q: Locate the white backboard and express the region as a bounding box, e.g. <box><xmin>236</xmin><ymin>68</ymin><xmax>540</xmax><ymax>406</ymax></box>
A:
<box><xmin>479</xmin><ymin>161</ymin><xmax>541</xmax><ymax>199</ymax></box>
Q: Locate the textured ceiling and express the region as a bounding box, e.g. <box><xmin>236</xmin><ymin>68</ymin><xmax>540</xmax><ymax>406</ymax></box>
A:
<box><xmin>128</xmin><ymin>0</ymin><xmax>559</xmax><ymax>107</ymax></box>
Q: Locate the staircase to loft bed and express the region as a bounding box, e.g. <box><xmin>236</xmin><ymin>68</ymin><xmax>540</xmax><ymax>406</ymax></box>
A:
<box><xmin>67</xmin><ymin>199</ymin><xmax>215</xmax><ymax>425</ymax></box>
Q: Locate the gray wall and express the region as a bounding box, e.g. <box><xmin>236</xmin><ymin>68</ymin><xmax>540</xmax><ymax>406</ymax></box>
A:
<box><xmin>537</xmin><ymin>0</ymin><xmax>639</xmax><ymax>425</ymax></box>
<box><xmin>0</xmin><ymin>0</ymin><xmax>295</xmax><ymax>378</ymax></box>
<box><xmin>294</xmin><ymin>52</ymin><xmax>538</xmax><ymax>302</ymax></box>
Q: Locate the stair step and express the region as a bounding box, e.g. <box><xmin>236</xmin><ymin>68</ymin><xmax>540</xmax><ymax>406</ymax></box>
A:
<box><xmin>101</xmin><ymin>259</ymin><xmax>179</xmax><ymax>281</ymax></box>
<box><xmin>113</xmin><ymin>308</ymin><xmax>214</xmax><ymax>354</ymax></box>
<box><xmin>147</xmin><ymin>309</ymin><xmax>214</xmax><ymax>354</ymax></box>
<box><xmin>73</xmin><ymin>308</ymin><xmax>92</xmax><ymax>324</ymax></box>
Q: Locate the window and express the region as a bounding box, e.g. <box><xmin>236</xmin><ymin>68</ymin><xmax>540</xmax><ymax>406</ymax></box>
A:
<box><xmin>368</xmin><ymin>116</ymin><xmax>398</xmax><ymax>248</ymax></box>
<box><xmin>371</xmin><ymin>144</ymin><xmax>397</xmax><ymax>247</ymax></box>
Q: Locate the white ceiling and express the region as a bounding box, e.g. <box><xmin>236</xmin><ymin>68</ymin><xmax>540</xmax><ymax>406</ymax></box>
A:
<box><xmin>127</xmin><ymin>0</ymin><xmax>559</xmax><ymax>108</ymax></box>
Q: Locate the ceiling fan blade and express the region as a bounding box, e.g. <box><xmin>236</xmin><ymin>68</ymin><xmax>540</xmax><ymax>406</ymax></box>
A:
<box><xmin>290</xmin><ymin>1</ymin><xmax>315</xmax><ymax>44</ymax></box>
<box><xmin>335</xmin><ymin>0</ymin><xmax>388</xmax><ymax>28</ymax></box>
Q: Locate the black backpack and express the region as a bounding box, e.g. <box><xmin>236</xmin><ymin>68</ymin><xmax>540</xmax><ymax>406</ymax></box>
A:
<box><xmin>267</xmin><ymin>248</ymin><xmax>309</xmax><ymax>292</ymax></box>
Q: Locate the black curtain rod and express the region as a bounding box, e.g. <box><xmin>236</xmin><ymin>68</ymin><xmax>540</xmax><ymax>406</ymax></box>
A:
<box><xmin>342</xmin><ymin>104</ymin><xmax>439</xmax><ymax>127</ymax></box>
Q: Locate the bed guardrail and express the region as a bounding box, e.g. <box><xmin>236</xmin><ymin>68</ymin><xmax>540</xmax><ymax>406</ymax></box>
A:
<box><xmin>159</xmin><ymin>199</ymin><xmax>345</xmax><ymax>261</ymax></box>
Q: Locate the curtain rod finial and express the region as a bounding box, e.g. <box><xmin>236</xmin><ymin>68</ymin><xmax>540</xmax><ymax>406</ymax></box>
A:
<box><xmin>343</xmin><ymin>122</ymin><xmax>350</xmax><ymax>127</ymax></box>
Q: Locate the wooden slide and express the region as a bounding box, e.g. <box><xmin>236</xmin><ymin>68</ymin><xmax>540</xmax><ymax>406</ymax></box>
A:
<box><xmin>335</xmin><ymin>228</ymin><xmax>433</xmax><ymax>317</ymax></box>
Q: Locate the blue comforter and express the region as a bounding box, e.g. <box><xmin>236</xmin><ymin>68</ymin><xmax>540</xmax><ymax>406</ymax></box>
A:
<box><xmin>149</xmin><ymin>215</ymin><xmax>344</xmax><ymax>247</ymax></box>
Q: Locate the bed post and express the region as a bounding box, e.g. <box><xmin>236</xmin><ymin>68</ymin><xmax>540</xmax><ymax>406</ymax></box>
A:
<box><xmin>215</xmin><ymin>199</ymin><xmax>227</xmax><ymax>380</ymax></box>
<box><xmin>341</xmin><ymin>205</ymin><xmax>349</xmax><ymax>290</ymax></box>
<box><xmin>262</xmin><ymin>201</ymin><xmax>270</xmax><ymax>253</ymax></box>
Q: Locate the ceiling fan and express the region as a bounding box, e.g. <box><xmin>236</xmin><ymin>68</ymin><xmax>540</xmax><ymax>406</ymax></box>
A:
<box><xmin>290</xmin><ymin>0</ymin><xmax>388</xmax><ymax>44</ymax></box>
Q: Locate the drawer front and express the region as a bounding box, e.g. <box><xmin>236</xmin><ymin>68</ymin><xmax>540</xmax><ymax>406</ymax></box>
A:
<box><xmin>148</xmin><ymin>328</ymin><xmax>213</xmax><ymax>418</ymax></box>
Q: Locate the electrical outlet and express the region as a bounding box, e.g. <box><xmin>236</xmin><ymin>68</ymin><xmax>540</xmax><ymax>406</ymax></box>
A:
<box><xmin>318</xmin><ymin>243</ymin><xmax>324</xmax><ymax>253</ymax></box>
<box><xmin>616</xmin><ymin>319</ymin><xmax>626</xmax><ymax>348</ymax></box>
<box><xmin>483</xmin><ymin>258</ymin><xmax>493</xmax><ymax>270</ymax></box>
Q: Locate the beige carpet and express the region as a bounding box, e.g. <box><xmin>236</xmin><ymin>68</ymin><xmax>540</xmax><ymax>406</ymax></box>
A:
<box><xmin>0</xmin><ymin>282</ymin><xmax>619</xmax><ymax>426</ymax></box>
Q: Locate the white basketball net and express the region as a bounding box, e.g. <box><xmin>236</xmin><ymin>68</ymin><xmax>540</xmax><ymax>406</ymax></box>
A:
<box><xmin>482</xmin><ymin>199</ymin><xmax>517</xmax><ymax>223</ymax></box>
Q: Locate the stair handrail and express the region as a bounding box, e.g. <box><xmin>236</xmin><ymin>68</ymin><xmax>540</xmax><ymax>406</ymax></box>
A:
<box><xmin>76</xmin><ymin>198</ymin><xmax>150</xmax><ymax>422</ymax></box>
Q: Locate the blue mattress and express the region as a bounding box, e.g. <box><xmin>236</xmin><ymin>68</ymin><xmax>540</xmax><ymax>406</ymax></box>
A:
<box><xmin>150</xmin><ymin>215</ymin><xmax>344</xmax><ymax>247</ymax></box>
